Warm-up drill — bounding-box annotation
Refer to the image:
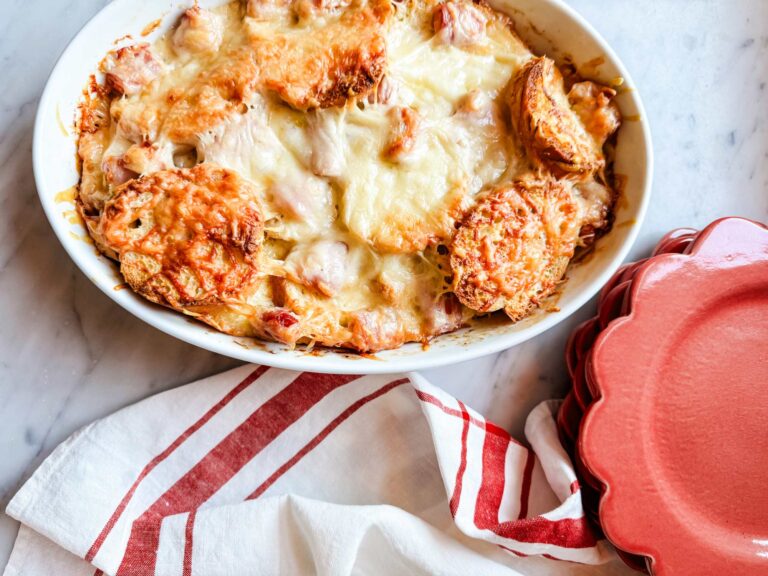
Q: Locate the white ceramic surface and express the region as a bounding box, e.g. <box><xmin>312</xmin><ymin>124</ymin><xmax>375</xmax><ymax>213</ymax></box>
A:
<box><xmin>33</xmin><ymin>0</ymin><xmax>652</xmax><ymax>374</ymax></box>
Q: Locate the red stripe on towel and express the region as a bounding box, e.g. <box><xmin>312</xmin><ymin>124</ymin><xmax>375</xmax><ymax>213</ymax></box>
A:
<box><xmin>117</xmin><ymin>372</ymin><xmax>361</xmax><ymax>576</ymax></box>
<box><xmin>517</xmin><ymin>450</ymin><xmax>535</xmax><ymax>520</ymax></box>
<box><xmin>415</xmin><ymin>390</ymin><xmax>520</xmax><ymax>445</ymax></box>
<box><xmin>246</xmin><ymin>378</ymin><xmax>409</xmax><ymax>500</ymax></box>
<box><xmin>416</xmin><ymin>388</ymin><xmax>592</xmax><ymax>549</ymax></box>
<box><xmin>493</xmin><ymin>515</ymin><xmax>596</xmax><ymax>548</ymax></box>
<box><xmin>86</xmin><ymin>366</ymin><xmax>270</xmax><ymax>562</ymax></box>
<box><xmin>448</xmin><ymin>401</ymin><xmax>470</xmax><ymax>517</ymax></box>
<box><xmin>500</xmin><ymin>545</ymin><xmax>528</xmax><ymax>557</ymax></box>
<box><xmin>474</xmin><ymin>424</ymin><xmax>509</xmax><ymax>528</ymax></box>
<box><xmin>182</xmin><ymin>510</ymin><xmax>196</xmax><ymax>576</ymax></box>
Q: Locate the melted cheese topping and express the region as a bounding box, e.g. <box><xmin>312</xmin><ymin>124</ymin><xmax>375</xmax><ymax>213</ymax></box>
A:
<box><xmin>78</xmin><ymin>0</ymin><xmax>620</xmax><ymax>352</ymax></box>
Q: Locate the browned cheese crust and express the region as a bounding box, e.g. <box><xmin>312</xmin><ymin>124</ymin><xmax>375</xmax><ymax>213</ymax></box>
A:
<box><xmin>248</xmin><ymin>0</ymin><xmax>391</xmax><ymax>110</ymax></box>
<box><xmin>509</xmin><ymin>56</ymin><xmax>605</xmax><ymax>180</ymax></box>
<box><xmin>567</xmin><ymin>80</ymin><xmax>622</xmax><ymax>149</ymax></box>
<box><xmin>77</xmin><ymin>82</ymin><xmax>112</xmax><ymax>215</ymax></box>
<box><xmin>98</xmin><ymin>164</ymin><xmax>265</xmax><ymax>326</ymax></box>
<box><xmin>163</xmin><ymin>47</ymin><xmax>261</xmax><ymax>144</ymax></box>
<box><xmin>450</xmin><ymin>175</ymin><xmax>582</xmax><ymax>321</ymax></box>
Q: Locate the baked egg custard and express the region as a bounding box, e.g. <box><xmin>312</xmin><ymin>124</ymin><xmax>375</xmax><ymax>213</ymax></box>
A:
<box><xmin>77</xmin><ymin>0</ymin><xmax>622</xmax><ymax>352</ymax></box>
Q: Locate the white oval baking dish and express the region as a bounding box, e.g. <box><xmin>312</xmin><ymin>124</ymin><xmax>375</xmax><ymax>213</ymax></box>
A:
<box><xmin>34</xmin><ymin>0</ymin><xmax>653</xmax><ymax>374</ymax></box>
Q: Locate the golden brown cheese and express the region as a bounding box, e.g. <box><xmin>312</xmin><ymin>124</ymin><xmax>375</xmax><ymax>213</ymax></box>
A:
<box><xmin>77</xmin><ymin>0</ymin><xmax>623</xmax><ymax>353</ymax></box>
<box><xmin>163</xmin><ymin>46</ymin><xmax>261</xmax><ymax>144</ymax></box>
<box><xmin>246</xmin><ymin>0</ymin><xmax>392</xmax><ymax>110</ymax></box>
<box><xmin>568</xmin><ymin>80</ymin><xmax>622</xmax><ymax>149</ymax></box>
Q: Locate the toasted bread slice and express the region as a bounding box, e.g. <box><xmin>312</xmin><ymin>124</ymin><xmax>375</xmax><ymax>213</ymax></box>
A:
<box><xmin>450</xmin><ymin>174</ymin><xmax>581</xmax><ymax>320</ymax></box>
<box><xmin>99</xmin><ymin>164</ymin><xmax>266</xmax><ymax>332</ymax></box>
<box><xmin>509</xmin><ymin>57</ymin><xmax>603</xmax><ymax>179</ymax></box>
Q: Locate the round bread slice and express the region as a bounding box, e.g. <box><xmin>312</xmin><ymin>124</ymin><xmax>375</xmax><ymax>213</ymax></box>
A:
<box><xmin>450</xmin><ymin>175</ymin><xmax>582</xmax><ymax>321</ymax></box>
<box><xmin>98</xmin><ymin>163</ymin><xmax>266</xmax><ymax>333</ymax></box>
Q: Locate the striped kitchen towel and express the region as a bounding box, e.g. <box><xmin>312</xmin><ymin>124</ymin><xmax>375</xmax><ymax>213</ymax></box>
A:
<box><xmin>4</xmin><ymin>366</ymin><xmax>616</xmax><ymax>576</ymax></box>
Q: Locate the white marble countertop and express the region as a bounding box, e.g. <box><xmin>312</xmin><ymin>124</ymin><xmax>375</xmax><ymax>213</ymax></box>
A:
<box><xmin>0</xmin><ymin>0</ymin><xmax>766</xmax><ymax>572</ymax></box>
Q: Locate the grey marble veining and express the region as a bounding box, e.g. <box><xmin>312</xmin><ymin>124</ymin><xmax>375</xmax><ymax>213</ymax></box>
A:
<box><xmin>0</xmin><ymin>0</ymin><xmax>766</xmax><ymax>571</ymax></box>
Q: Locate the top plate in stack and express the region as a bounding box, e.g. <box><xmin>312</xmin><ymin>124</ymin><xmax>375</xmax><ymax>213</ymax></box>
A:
<box><xmin>580</xmin><ymin>217</ymin><xmax>768</xmax><ymax>576</ymax></box>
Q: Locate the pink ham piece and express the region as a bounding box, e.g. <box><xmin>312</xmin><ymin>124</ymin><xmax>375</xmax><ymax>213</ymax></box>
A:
<box><xmin>285</xmin><ymin>240</ymin><xmax>349</xmax><ymax>297</ymax></box>
<box><xmin>432</xmin><ymin>1</ymin><xmax>487</xmax><ymax>47</ymax></box>
<box><xmin>172</xmin><ymin>6</ymin><xmax>224</xmax><ymax>55</ymax></box>
<box><xmin>103</xmin><ymin>43</ymin><xmax>163</xmax><ymax>96</ymax></box>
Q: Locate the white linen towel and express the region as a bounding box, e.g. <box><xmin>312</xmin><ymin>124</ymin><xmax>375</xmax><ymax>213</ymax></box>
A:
<box><xmin>4</xmin><ymin>366</ymin><xmax>619</xmax><ymax>576</ymax></box>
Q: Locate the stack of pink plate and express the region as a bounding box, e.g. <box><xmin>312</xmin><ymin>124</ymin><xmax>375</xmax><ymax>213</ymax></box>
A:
<box><xmin>556</xmin><ymin>217</ymin><xmax>768</xmax><ymax>575</ymax></box>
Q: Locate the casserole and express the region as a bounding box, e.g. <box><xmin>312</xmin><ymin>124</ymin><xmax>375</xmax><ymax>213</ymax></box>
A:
<box><xmin>34</xmin><ymin>0</ymin><xmax>652</xmax><ymax>373</ymax></box>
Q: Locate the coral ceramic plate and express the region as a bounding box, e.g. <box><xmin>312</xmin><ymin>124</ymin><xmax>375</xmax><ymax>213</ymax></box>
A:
<box><xmin>580</xmin><ymin>218</ymin><xmax>768</xmax><ymax>576</ymax></box>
